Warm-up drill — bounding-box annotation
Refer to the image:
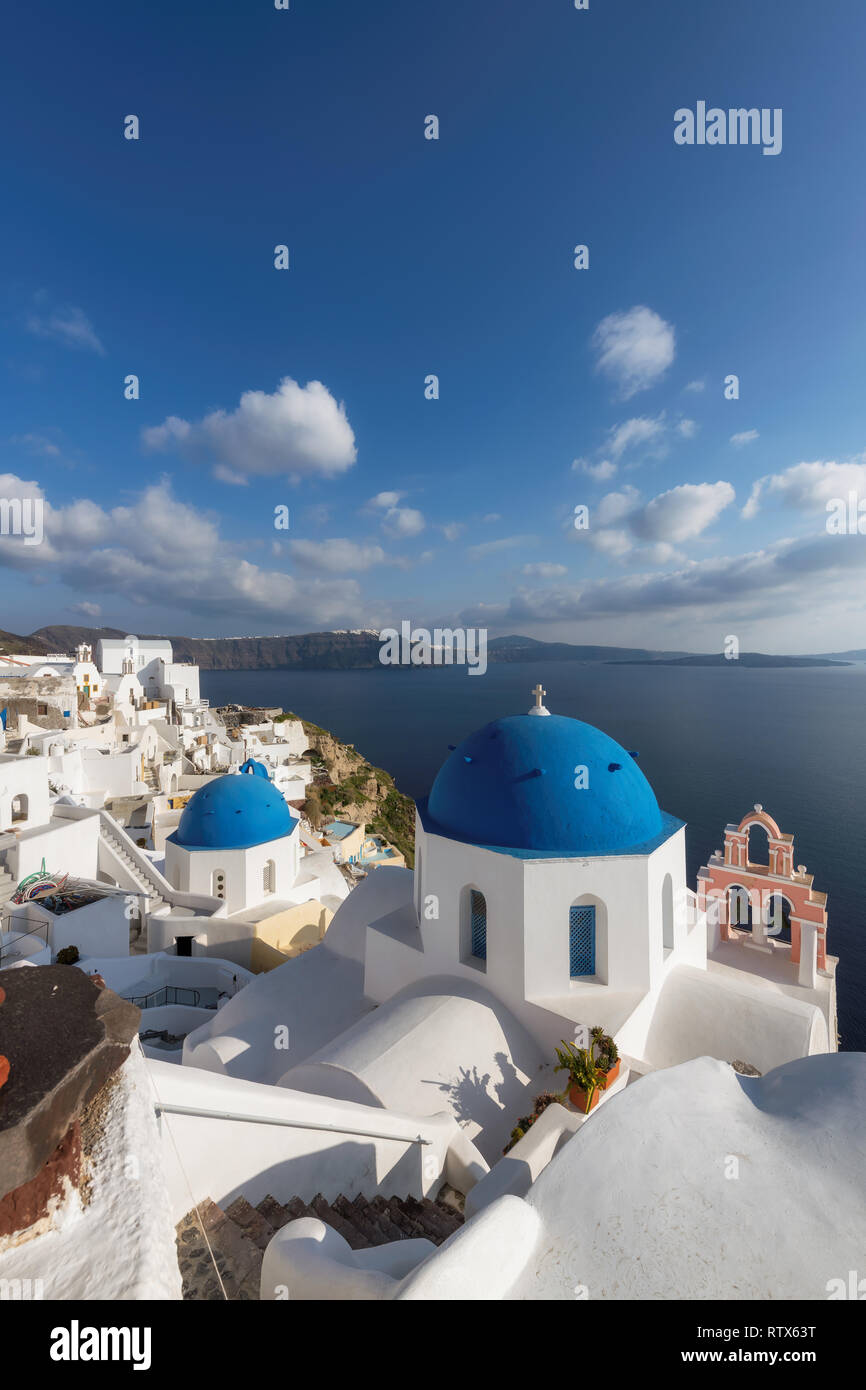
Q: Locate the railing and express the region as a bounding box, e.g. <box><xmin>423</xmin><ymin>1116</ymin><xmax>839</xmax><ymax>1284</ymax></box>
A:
<box><xmin>124</xmin><ymin>985</ymin><xmax>202</xmax><ymax>1009</ymax></box>
<box><xmin>152</xmin><ymin>1102</ymin><xmax>431</xmax><ymax>1147</ymax></box>
<box><xmin>0</xmin><ymin>920</ymin><xmax>50</xmax><ymax>966</ymax></box>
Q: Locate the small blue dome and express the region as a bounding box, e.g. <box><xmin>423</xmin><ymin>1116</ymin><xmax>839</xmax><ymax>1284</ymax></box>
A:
<box><xmin>172</xmin><ymin>771</ymin><xmax>297</xmax><ymax>851</ymax></box>
<box><xmin>423</xmin><ymin>713</ymin><xmax>665</xmax><ymax>856</ymax></box>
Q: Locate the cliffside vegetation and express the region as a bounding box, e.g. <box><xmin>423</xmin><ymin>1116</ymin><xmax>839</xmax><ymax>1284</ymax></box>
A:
<box><xmin>278</xmin><ymin>713</ymin><xmax>415</xmax><ymax>867</ymax></box>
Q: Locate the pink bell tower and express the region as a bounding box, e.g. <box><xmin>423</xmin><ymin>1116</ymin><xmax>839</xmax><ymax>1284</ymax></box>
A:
<box><xmin>696</xmin><ymin>804</ymin><xmax>829</xmax><ymax>981</ymax></box>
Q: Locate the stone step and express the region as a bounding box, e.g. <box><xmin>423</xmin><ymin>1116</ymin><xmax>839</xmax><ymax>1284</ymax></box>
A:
<box><xmin>176</xmin><ymin>1198</ymin><xmax>263</xmax><ymax>1301</ymax></box>
<box><xmin>351</xmin><ymin>1193</ymin><xmax>407</xmax><ymax>1245</ymax></box>
<box><xmin>255</xmin><ymin>1193</ymin><xmax>293</xmax><ymax>1231</ymax></box>
<box><xmin>180</xmin><ymin>1190</ymin><xmax>466</xmax><ymax>1300</ymax></box>
<box><xmin>223</xmin><ymin>1195</ymin><xmax>276</xmax><ymax>1251</ymax></box>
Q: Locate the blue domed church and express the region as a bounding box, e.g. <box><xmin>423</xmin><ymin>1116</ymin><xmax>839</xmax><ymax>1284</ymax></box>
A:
<box><xmin>165</xmin><ymin>758</ymin><xmax>301</xmax><ymax>915</ymax></box>
<box><xmin>376</xmin><ymin>684</ymin><xmax>696</xmax><ymax>1044</ymax></box>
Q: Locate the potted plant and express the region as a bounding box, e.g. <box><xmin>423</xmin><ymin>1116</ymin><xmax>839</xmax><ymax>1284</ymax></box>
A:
<box><xmin>590</xmin><ymin>1026</ymin><xmax>620</xmax><ymax>1089</ymax></box>
<box><xmin>502</xmin><ymin>1091</ymin><xmax>565</xmax><ymax>1153</ymax></box>
<box><xmin>554</xmin><ymin>1041</ymin><xmax>608</xmax><ymax>1115</ymax></box>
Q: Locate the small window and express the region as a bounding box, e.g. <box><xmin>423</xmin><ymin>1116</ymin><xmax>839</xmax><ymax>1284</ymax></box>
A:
<box><xmin>470</xmin><ymin>890</ymin><xmax>487</xmax><ymax>961</ymax></box>
<box><xmin>569</xmin><ymin>905</ymin><xmax>596</xmax><ymax>978</ymax></box>
<box><xmin>263</xmin><ymin>859</ymin><xmax>276</xmax><ymax>894</ymax></box>
<box><xmin>662</xmin><ymin>873</ymin><xmax>674</xmax><ymax>952</ymax></box>
<box><xmin>37</xmin><ymin>703</ymin><xmax>48</xmax><ymax>716</ymax></box>
<box><xmin>212</xmin><ymin>870</ymin><xmax>226</xmax><ymax>900</ymax></box>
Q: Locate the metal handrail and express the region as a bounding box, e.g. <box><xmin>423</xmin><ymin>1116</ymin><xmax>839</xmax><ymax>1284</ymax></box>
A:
<box><xmin>125</xmin><ymin>985</ymin><xmax>202</xmax><ymax>1009</ymax></box>
<box><xmin>153</xmin><ymin>1102</ymin><xmax>430</xmax><ymax>1146</ymax></box>
<box><xmin>0</xmin><ymin>919</ymin><xmax>50</xmax><ymax>965</ymax></box>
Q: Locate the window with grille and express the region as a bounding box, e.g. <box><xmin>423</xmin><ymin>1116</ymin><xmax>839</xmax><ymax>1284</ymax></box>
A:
<box><xmin>470</xmin><ymin>889</ymin><xmax>487</xmax><ymax>961</ymax></box>
<box><xmin>569</xmin><ymin>904</ymin><xmax>596</xmax><ymax>977</ymax></box>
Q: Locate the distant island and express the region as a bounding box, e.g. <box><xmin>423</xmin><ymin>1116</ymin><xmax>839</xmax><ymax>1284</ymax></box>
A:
<box><xmin>613</xmin><ymin>653</ymin><xmax>849</xmax><ymax>668</ymax></box>
<box><xmin>0</xmin><ymin>624</ymin><xmax>854</xmax><ymax>670</ymax></box>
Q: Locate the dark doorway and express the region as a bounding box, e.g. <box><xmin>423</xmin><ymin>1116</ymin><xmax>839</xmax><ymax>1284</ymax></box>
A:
<box><xmin>175</xmin><ymin>935</ymin><xmax>193</xmax><ymax>957</ymax></box>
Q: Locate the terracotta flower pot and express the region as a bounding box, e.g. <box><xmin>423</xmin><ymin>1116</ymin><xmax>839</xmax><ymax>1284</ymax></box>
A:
<box><xmin>568</xmin><ymin>1082</ymin><xmax>600</xmax><ymax>1114</ymax></box>
<box><xmin>598</xmin><ymin>1059</ymin><xmax>620</xmax><ymax>1090</ymax></box>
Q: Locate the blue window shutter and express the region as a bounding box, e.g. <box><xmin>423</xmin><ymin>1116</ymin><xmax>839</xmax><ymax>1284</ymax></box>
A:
<box><xmin>569</xmin><ymin>905</ymin><xmax>596</xmax><ymax>977</ymax></box>
<box><xmin>470</xmin><ymin>890</ymin><xmax>487</xmax><ymax>961</ymax></box>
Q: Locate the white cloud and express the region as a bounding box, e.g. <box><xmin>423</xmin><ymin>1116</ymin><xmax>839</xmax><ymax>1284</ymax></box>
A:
<box><xmin>0</xmin><ymin>474</ymin><xmax>368</xmax><ymax>628</ymax></box>
<box><xmin>381</xmin><ymin>506</ymin><xmax>425</xmax><ymax>537</ymax></box>
<box><xmin>677</xmin><ymin>418</ymin><xmax>698</xmax><ymax>439</ymax></box>
<box><xmin>588</xmin><ymin>529</ymin><xmax>633</xmax><ymax>558</ymax></box>
<box><xmin>742</xmin><ymin>457</ymin><xmax>866</xmax><ymax>518</ymax></box>
<box><xmin>606</xmin><ymin>414</ymin><xmax>667</xmax><ymax>461</ymax></box>
<box><xmin>575</xmin><ymin>482</ymin><xmax>733</xmax><ymax>561</ymax></box>
<box><xmin>633</xmin><ymin>481</ymin><xmax>735</xmax><ymax>543</ymax></box>
<box><xmin>464</xmin><ymin>529</ymin><xmax>866</xmax><ymax>630</ymax></box>
<box><xmin>482</xmin><ymin>513</ymin><xmax>502</xmax><ymax>523</ymax></box>
<box><xmin>731</xmin><ymin>429</ymin><xmax>759</xmax><ymax>447</ymax></box>
<box><xmin>592</xmin><ymin>306</ymin><xmax>676</xmax><ymax>398</ymax></box>
<box><xmin>522</xmin><ymin>562</ymin><xmax>568</xmax><ymax>578</ymax></box>
<box><xmin>288</xmin><ymin>538</ymin><xmax>388</xmax><ymax>573</ymax></box>
<box><xmin>11</xmin><ymin>433</ymin><xmax>61</xmax><ymax>457</ymax></box>
<box><xmin>572</xmin><ymin>457</ymin><xmax>617</xmax><ymax>480</ymax></box>
<box><xmin>142</xmin><ymin>416</ymin><xmax>192</xmax><ymax>450</ymax></box>
<box><xmin>67</xmin><ymin>601</ymin><xmax>101</xmax><ymax>618</ymax></box>
<box><xmin>368</xmin><ymin>491</ymin><xmax>404</xmax><ymax>509</ymax></box>
<box><xmin>143</xmin><ymin>378</ymin><xmax>357</xmax><ymax>482</ymax></box>
<box><xmin>596</xmin><ymin>486</ymin><xmax>641</xmax><ymax>527</ymax></box>
<box><xmin>468</xmin><ymin>533</ymin><xmax>537</xmax><ymax>559</ymax></box>
<box><xmin>26</xmin><ymin>302</ymin><xmax>105</xmax><ymax>355</ymax></box>
<box><xmin>439</xmin><ymin>521</ymin><xmax>464</xmax><ymax>542</ymax></box>
<box><xmin>213</xmin><ymin>464</ymin><xmax>248</xmax><ymax>486</ymax></box>
<box><xmin>684</xmin><ymin>379</ymin><xmax>705</xmax><ymax>393</ymax></box>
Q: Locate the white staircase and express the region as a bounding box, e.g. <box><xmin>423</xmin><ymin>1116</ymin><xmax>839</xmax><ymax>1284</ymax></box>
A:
<box><xmin>97</xmin><ymin>815</ymin><xmax>171</xmax><ymax>913</ymax></box>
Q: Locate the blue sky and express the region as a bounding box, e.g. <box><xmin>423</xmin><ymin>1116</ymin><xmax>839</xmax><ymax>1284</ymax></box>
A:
<box><xmin>1</xmin><ymin>0</ymin><xmax>866</xmax><ymax>651</ymax></box>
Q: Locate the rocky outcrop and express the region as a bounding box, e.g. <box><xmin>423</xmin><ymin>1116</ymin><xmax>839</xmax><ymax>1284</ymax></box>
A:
<box><xmin>0</xmin><ymin>966</ymin><xmax>140</xmax><ymax>1235</ymax></box>
<box><xmin>295</xmin><ymin>719</ymin><xmax>415</xmax><ymax>866</ymax></box>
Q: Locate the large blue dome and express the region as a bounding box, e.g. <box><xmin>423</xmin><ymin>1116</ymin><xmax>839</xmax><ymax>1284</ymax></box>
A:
<box><xmin>172</xmin><ymin>770</ymin><xmax>298</xmax><ymax>851</ymax></box>
<box><xmin>422</xmin><ymin>713</ymin><xmax>668</xmax><ymax>856</ymax></box>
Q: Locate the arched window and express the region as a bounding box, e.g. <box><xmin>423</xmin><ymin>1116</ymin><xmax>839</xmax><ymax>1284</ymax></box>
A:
<box><xmin>766</xmin><ymin>893</ymin><xmax>792</xmax><ymax>944</ymax></box>
<box><xmin>570</xmin><ymin>904</ymin><xmax>596</xmax><ymax>978</ymax></box>
<box><xmin>728</xmin><ymin>885</ymin><xmax>752</xmax><ymax>931</ymax></box>
<box><xmin>11</xmin><ymin>794</ymin><xmax>28</xmax><ymax>824</ymax></box>
<box><xmin>662</xmin><ymin>873</ymin><xmax>674</xmax><ymax>952</ymax></box>
<box><xmin>747</xmin><ymin>823</ymin><xmax>770</xmax><ymax>867</ymax></box>
<box><xmin>469</xmin><ymin>889</ymin><xmax>487</xmax><ymax>961</ymax></box>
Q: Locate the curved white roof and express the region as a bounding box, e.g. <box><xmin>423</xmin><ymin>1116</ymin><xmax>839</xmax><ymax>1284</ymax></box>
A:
<box><xmin>279</xmin><ymin>975</ymin><xmax>552</xmax><ymax>1163</ymax></box>
<box><xmin>508</xmin><ymin>1053</ymin><xmax>866</xmax><ymax>1299</ymax></box>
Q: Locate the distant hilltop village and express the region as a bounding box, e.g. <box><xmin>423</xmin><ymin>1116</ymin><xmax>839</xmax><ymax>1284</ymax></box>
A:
<box><xmin>0</xmin><ymin>661</ymin><xmax>858</xmax><ymax>1306</ymax></box>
